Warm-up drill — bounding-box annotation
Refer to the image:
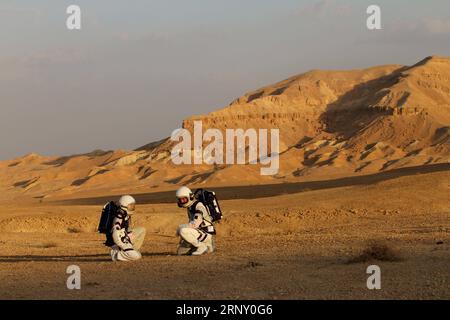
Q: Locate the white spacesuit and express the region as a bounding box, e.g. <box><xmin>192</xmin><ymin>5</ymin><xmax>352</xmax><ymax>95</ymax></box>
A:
<box><xmin>109</xmin><ymin>195</ymin><xmax>146</xmax><ymax>262</ymax></box>
<box><xmin>175</xmin><ymin>186</ymin><xmax>215</xmax><ymax>256</ymax></box>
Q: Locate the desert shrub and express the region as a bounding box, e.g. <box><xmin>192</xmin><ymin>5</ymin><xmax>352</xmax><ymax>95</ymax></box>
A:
<box><xmin>39</xmin><ymin>242</ymin><xmax>58</xmax><ymax>249</ymax></box>
<box><xmin>347</xmin><ymin>241</ymin><xmax>402</xmax><ymax>264</ymax></box>
<box><xmin>67</xmin><ymin>227</ymin><xmax>82</xmax><ymax>233</ymax></box>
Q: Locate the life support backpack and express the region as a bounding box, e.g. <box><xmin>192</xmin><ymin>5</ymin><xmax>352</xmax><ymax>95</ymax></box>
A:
<box><xmin>98</xmin><ymin>201</ymin><xmax>130</xmax><ymax>247</ymax></box>
<box><xmin>97</xmin><ymin>201</ymin><xmax>118</xmax><ymax>234</ymax></box>
<box><xmin>193</xmin><ymin>189</ymin><xmax>223</xmax><ymax>222</ymax></box>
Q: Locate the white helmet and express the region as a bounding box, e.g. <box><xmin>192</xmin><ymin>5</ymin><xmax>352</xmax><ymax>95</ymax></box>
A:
<box><xmin>118</xmin><ymin>195</ymin><xmax>136</xmax><ymax>214</ymax></box>
<box><xmin>176</xmin><ymin>186</ymin><xmax>194</xmax><ymax>208</ymax></box>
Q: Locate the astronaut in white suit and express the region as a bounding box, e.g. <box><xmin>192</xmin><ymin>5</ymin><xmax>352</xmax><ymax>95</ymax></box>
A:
<box><xmin>175</xmin><ymin>187</ymin><xmax>215</xmax><ymax>256</ymax></box>
<box><xmin>109</xmin><ymin>195</ymin><xmax>146</xmax><ymax>262</ymax></box>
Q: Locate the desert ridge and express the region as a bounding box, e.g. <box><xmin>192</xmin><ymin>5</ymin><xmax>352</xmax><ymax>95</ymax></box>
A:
<box><xmin>0</xmin><ymin>56</ymin><xmax>449</xmax><ymax>202</ymax></box>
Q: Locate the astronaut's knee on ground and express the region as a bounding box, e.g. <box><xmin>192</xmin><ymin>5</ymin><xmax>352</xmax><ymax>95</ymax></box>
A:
<box><xmin>130</xmin><ymin>227</ymin><xmax>146</xmax><ymax>243</ymax></box>
<box><xmin>179</xmin><ymin>226</ymin><xmax>197</xmax><ymax>238</ymax></box>
<box><xmin>176</xmin><ymin>224</ymin><xmax>189</xmax><ymax>236</ymax></box>
<box><xmin>119</xmin><ymin>249</ymin><xmax>142</xmax><ymax>261</ymax></box>
<box><xmin>133</xmin><ymin>226</ymin><xmax>146</xmax><ymax>236</ymax></box>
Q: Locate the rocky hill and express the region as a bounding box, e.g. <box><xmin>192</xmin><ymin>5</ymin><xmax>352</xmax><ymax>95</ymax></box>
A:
<box><xmin>0</xmin><ymin>56</ymin><xmax>449</xmax><ymax>202</ymax></box>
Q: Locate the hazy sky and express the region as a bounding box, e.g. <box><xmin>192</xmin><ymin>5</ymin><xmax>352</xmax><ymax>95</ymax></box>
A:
<box><xmin>1</xmin><ymin>0</ymin><xmax>450</xmax><ymax>159</ymax></box>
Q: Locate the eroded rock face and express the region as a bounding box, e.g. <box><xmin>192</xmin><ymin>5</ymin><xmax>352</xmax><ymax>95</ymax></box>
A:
<box><xmin>1</xmin><ymin>56</ymin><xmax>449</xmax><ymax>200</ymax></box>
<box><xmin>114</xmin><ymin>151</ymin><xmax>149</xmax><ymax>167</ymax></box>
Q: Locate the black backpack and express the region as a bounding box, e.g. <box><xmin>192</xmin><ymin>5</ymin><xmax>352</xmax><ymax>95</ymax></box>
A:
<box><xmin>97</xmin><ymin>201</ymin><xmax>118</xmax><ymax>234</ymax></box>
<box><xmin>193</xmin><ymin>189</ymin><xmax>223</xmax><ymax>222</ymax></box>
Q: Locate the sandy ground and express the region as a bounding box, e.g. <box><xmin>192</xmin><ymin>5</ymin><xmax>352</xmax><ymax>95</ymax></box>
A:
<box><xmin>0</xmin><ymin>170</ymin><xmax>448</xmax><ymax>300</ymax></box>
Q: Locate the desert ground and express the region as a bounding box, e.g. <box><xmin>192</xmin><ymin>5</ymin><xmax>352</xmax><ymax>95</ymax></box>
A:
<box><xmin>0</xmin><ymin>167</ymin><xmax>448</xmax><ymax>300</ymax></box>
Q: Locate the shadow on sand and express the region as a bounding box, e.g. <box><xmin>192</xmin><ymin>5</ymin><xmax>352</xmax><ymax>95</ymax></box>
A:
<box><xmin>57</xmin><ymin>163</ymin><xmax>450</xmax><ymax>206</ymax></box>
<box><xmin>0</xmin><ymin>252</ymin><xmax>174</xmax><ymax>263</ymax></box>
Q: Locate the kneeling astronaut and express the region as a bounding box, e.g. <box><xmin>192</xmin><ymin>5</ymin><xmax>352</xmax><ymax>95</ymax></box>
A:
<box><xmin>106</xmin><ymin>195</ymin><xmax>146</xmax><ymax>262</ymax></box>
<box><xmin>175</xmin><ymin>186</ymin><xmax>216</xmax><ymax>256</ymax></box>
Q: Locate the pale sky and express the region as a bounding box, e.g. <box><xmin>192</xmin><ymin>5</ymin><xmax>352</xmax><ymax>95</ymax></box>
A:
<box><xmin>1</xmin><ymin>0</ymin><xmax>449</xmax><ymax>159</ymax></box>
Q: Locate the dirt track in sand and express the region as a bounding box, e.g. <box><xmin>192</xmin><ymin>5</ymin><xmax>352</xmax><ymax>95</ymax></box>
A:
<box><xmin>0</xmin><ymin>170</ymin><xmax>448</xmax><ymax>299</ymax></box>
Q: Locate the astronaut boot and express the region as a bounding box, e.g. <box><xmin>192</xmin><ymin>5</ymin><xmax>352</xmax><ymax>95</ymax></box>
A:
<box><xmin>177</xmin><ymin>239</ymin><xmax>194</xmax><ymax>256</ymax></box>
<box><xmin>110</xmin><ymin>245</ymin><xmax>120</xmax><ymax>262</ymax></box>
<box><xmin>192</xmin><ymin>235</ymin><xmax>214</xmax><ymax>256</ymax></box>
